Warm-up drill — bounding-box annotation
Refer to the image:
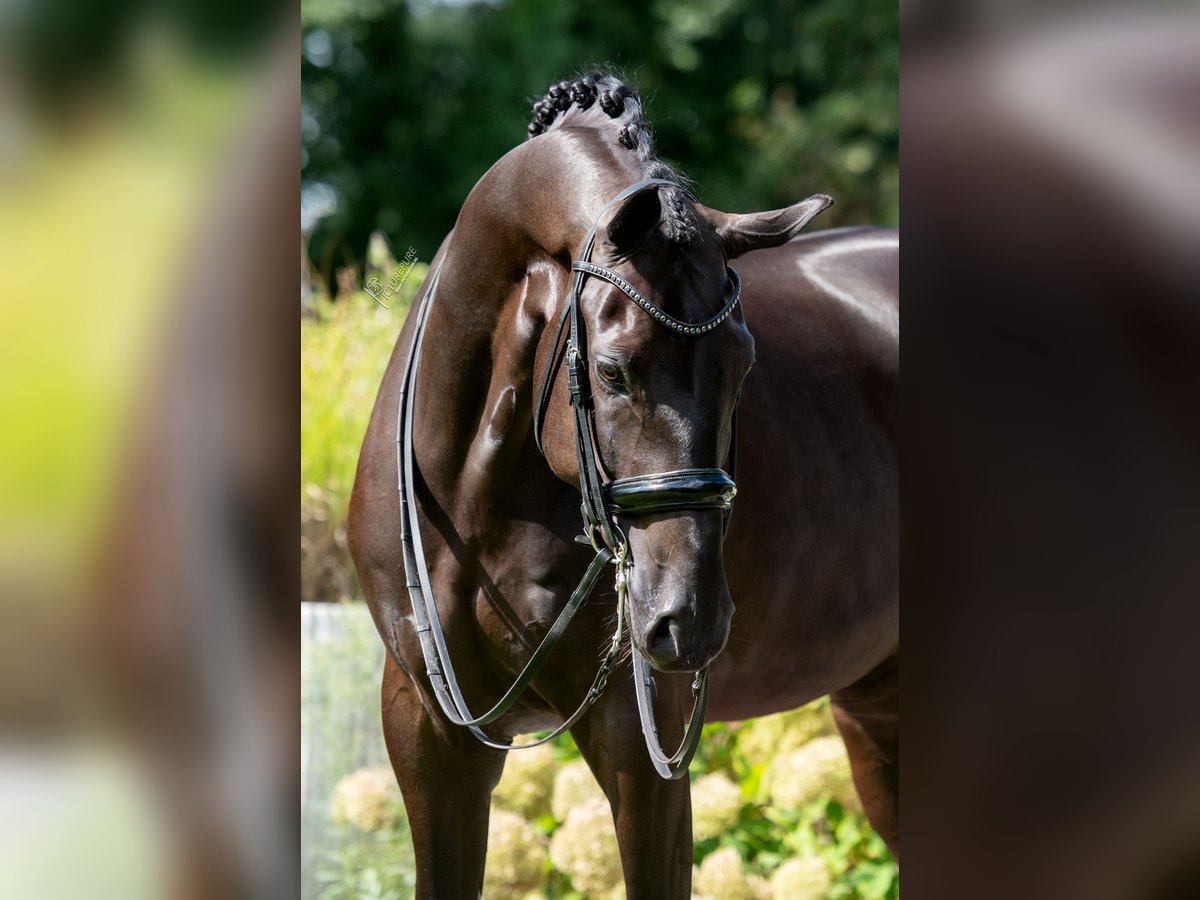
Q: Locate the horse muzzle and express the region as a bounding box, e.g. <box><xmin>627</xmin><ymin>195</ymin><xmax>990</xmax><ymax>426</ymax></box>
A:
<box><xmin>641</xmin><ymin>601</ymin><xmax>732</xmax><ymax>671</ymax></box>
<box><xmin>606</xmin><ymin>468</ymin><xmax>737</xmax><ymax>672</ymax></box>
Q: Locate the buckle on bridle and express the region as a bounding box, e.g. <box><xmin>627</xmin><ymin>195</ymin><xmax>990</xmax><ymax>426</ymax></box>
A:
<box><xmin>583</xmin><ymin>521</ymin><xmax>628</xmax><ymax>558</ymax></box>
<box><xmin>587</xmin><ymin>523</ymin><xmax>603</xmax><ymax>554</ymax></box>
<box><xmin>566</xmin><ymin>344</ymin><xmax>586</xmax><ymax>406</ymax></box>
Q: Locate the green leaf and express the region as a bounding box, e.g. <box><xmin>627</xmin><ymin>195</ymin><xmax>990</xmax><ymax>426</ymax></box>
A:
<box><xmin>835</xmin><ymin>816</ymin><xmax>863</xmax><ymax>846</ymax></box>
<box><xmin>855</xmin><ymin>862</ymin><xmax>898</xmax><ymax>899</ymax></box>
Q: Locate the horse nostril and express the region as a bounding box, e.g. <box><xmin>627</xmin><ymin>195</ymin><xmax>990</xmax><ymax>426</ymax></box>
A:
<box><xmin>653</xmin><ymin>617</ymin><xmax>673</xmax><ymax>646</ymax></box>
<box><xmin>647</xmin><ymin>615</ymin><xmax>681</xmax><ymax>665</ymax></box>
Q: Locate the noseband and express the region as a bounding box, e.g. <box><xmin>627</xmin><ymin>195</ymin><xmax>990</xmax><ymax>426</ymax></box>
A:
<box><xmin>397</xmin><ymin>178</ymin><xmax>741</xmax><ymax>778</ymax></box>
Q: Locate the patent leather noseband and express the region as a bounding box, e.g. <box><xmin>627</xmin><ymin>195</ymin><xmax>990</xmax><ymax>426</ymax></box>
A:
<box><xmin>607</xmin><ymin>468</ymin><xmax>737</xmax><ymax>517</ymax></box>
<box><xmin>396</xmin><ymin>178</ymin><xmax>741</xmax><ymax>778</ymax></box>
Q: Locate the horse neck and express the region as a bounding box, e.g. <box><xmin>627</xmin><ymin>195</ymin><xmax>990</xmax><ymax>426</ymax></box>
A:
<box><xmin>408</xmin><ymin>192</ymin><xmax>571</xmax><ymax>525</ymax></box>
<box><xmin>410</xmin><ymin>138</ymin><xmax>652</xmax><ymax>523</ymax></box>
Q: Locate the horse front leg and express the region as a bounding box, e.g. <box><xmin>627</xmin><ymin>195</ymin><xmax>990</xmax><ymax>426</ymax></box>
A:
<box><xmin>570</xmin><ymin>672</ymin><xmax>695</xmax><ymax>899</ymax></box>
<box><xmin>831</xmin><ymin>652</ymin><xmax>900</xmax><ymax>861</ymax></box>
<box><xmin>381</xmin><ymin>653</ymin><xmax>507</xmax><ymax>900</ymax></box>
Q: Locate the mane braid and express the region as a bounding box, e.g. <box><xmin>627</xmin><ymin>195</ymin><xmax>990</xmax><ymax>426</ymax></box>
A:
<box><xmin>527</xmin><ymin>72</ymin><xmax>698</xmax><ymax>247</ymax></box>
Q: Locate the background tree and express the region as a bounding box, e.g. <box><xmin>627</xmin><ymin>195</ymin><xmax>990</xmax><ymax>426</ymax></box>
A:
<box><xmin>301</xmin><ymin>0</ymin><xmax>897</xmax><ymax>282</ymax></box>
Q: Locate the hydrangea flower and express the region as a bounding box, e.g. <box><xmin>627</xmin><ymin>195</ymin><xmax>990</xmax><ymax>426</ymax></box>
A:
<box><xmin>490</xmin><ymin>743</ymin><xmax>556</xmax><ymax>819</ymax></box>
<box><xmin>735</xmin><ymin>700</ymin><xmax>837</xmax><ymax>764</ymax></box>
<box><xmin>329</xmin><ymin>766</ymin><xmax>401</xmax><ymax>832</ymax></box>
<box><xmin>761</xmin><ymin>735</ymin><xmax>859</xmax><ymax>811</ymax></box>
<box><xmin>549</xmin><ymin>797</ymin><xmax>623</xmax><ymax>895</ymax></box>
<box><xmin>769</xmin><ymin>854</ymin><xmax>831</xmax><ymax>900</ymax></box>
<box><xmin>482</xmin><ymin>809</ymin><xmax>548</xmax><ymax>898</ymax></box>
<box><xmin>692</xmin><ymin>846</ymin><xmax>756</xmax><ymax>900</ymax></box>
<box><xmin>690</xmin><ymin>773</ymin><xmax>744</xmax><ymax>842</ymax></box>
<box><xmin>551</xmin><ymin>759</ymin><xmax>606</xmax><ymax>822</ymax></box>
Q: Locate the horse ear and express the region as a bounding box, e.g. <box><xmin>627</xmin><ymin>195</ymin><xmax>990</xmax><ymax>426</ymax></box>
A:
<box><xmin>699</xmin><ymin>194</ymin><xmax>834</xmax><ymax>260</ymax></box>
<box><xmin>604</xmin><ymin>187</ymin><xmax>663</xmax><ymax>254</ymax></box>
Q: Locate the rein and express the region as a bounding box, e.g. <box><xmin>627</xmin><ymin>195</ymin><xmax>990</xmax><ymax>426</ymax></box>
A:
<box><xmin>396</xmin><ymin>178</ymin><xmax>741</xmax><ymax>778</ymax></box>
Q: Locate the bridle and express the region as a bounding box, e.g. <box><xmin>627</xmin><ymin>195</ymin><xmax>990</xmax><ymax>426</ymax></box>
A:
<box><xmin>396</xmin><ymin>177</ymin><xmax>742</xmax><ymax>779</ymax></box>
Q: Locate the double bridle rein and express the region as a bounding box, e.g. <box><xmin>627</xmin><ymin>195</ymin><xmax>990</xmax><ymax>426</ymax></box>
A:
<box><xmin>396</xmin><ymin>178</ymin><xmax>741</xmax><ymax>779</ymax></box>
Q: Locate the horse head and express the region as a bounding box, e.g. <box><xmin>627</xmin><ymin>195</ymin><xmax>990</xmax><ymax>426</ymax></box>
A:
<box><xmin>534</xmin><ymin>155</ymin><xmax>831</xmax><ymax>673</ymax></box>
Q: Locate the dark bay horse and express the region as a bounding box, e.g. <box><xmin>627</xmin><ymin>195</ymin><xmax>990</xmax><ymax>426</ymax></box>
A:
<box><xmin>348</xmin><ymin>73</ymin><xmax>898</xmax><ymax>898</ymax></box>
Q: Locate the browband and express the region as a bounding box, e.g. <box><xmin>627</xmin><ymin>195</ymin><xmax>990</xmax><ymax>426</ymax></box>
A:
<box><xmin>570</xmin><ymin>262</ymin><xmax>741</xmax><ymax>336</ymax></box>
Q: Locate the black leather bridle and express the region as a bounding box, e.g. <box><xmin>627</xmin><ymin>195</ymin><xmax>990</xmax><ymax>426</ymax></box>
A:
<box><xmin>397</xmin><ymin>178</ymin><xmax>741</xmax><ymax>778</ymax></box>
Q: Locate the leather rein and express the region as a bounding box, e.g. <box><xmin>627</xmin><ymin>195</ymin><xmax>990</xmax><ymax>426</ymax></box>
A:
<box><xmin>396</xmin><ymin>178</ymin><xmax>741</xmax><ymax>779</ymax></box>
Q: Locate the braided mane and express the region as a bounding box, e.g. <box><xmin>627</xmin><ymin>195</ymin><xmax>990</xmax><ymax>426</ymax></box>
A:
<box><xmin>528</xmin><ymin>73</ymin><xmax>698</xmax><ymax>247</ymax></box>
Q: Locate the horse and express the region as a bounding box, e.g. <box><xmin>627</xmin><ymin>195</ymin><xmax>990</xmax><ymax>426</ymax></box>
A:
<box><xmin>348</xmin><ymin>72</ymin><xmax>898</xmax><ymax>898</ymax></box>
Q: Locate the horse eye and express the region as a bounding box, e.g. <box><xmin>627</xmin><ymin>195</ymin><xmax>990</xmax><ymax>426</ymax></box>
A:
<box><xmin>596</xmin><ymin>361</ymin><xmax>624</xmax><ymax>387</ymax></box>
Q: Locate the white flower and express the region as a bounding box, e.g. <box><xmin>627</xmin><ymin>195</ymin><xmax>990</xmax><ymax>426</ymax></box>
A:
<box><xmin>691</xmin><ymin>773</ymin><xmax>744</xmax><ymax>842</ymax></box>
<box><xmin>491</xmin><ymin>743</ymin><xmax>556</xmax><ymax>819</ymax></box>
<box><xmin>549</xmin><ymin>797</ymin><xmax>623</xmax><ymax>895</ymax></box>
<box><xmin>735</xmin><ymin>701</ymin><xmax>837</xmax><ymax>764</ymax></box>
<box><xmin>693</xmin><ymin>847</ymin><xmax>755</xmax><ymax>900</ymax></box>
<box><xmin>769</xmin><ymin>855</ymin><xmax>830</xmax><ymax>900</ymax></box>
<box><xmin>761</xmin><ymin>736</ymin><xmax>858</xmax><ymax>811</ymax></box>
<box><xmin>329</xmin><ymin>767</ymin><xmax>401</xmax><ymax>832</ymax></box>
<box><xmin>551</xmin><ymin>759</ymin><xmax>607</xmax><ymax>822</ymax></box>
<box><xmin>482</xmin><ymin>809</ymin><xmax>548</xmax><ymax>898</ymax></box>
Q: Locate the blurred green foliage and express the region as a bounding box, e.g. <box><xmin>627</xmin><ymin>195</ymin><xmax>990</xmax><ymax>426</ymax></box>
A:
<box><xmin>301</xmin><ymin>280</ymin><xmax>420</xmax><ymax>600</ymax></box>
<box><xmin>301</xmin><ymin>0</ymin><xmax>897</xmax><ymax>283</ymax></box>
<box><xmin>686</xmin><ymin>715</ymin><xmax>898</xmax><ymax>899</ymax></box>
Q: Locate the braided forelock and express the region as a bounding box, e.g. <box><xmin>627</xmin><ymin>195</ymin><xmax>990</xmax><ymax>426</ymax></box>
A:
<box><xmin>526</xmin><ymin>72</ymin><xmax>698</xmax><ymax>247</ymax></box>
